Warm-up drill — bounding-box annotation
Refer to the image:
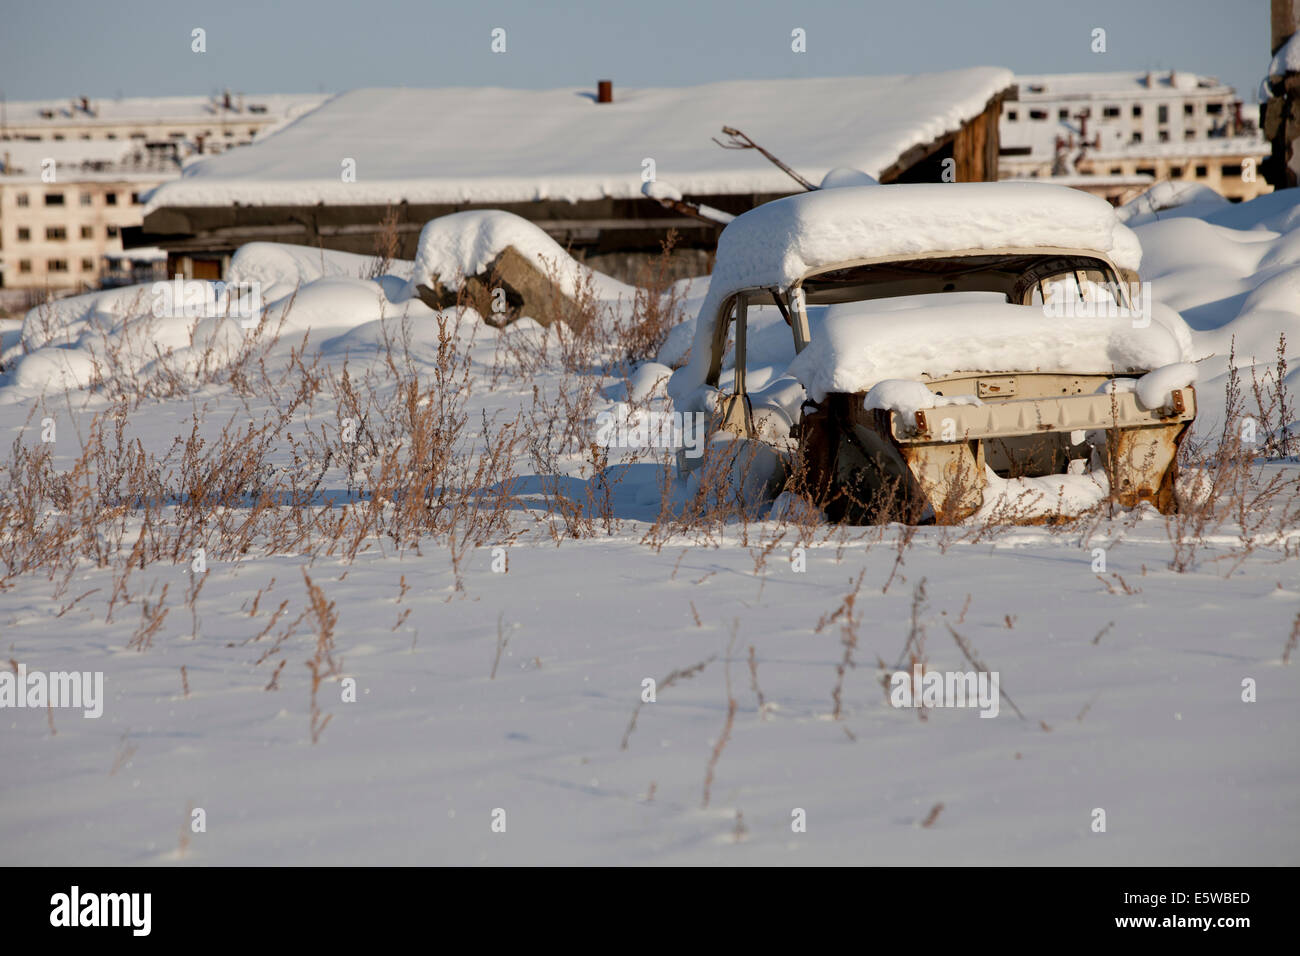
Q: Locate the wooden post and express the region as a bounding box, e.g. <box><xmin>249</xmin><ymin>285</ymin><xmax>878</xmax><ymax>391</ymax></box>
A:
<box><xmin>1265</xmin><ymin>0</ymin><xmax>1300</xmax><ymax>187</ymax></box>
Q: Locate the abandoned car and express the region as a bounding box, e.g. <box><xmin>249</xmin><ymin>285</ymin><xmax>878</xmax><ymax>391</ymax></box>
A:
<box><xmin>665</xmin><ymin>182</ymin><xmax>1198</xmax><ymax>523</ymax></box>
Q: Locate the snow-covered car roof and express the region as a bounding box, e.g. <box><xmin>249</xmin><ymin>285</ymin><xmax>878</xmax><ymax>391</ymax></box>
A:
<box><xmin>668</xmin><ymin>182</ymin><xmax>1144</xmax><ymax>404</ymax></box>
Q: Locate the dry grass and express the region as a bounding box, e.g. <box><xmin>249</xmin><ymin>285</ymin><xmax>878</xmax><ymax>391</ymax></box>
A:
<box><xmin>1164</xmin><ymin>337</ymin><xmax>1300</xmax><ymax>574</ymax></box>
<box><xmin>619</xmin><ymin>654</ymin><xmax>715</xmax><ymax>752</ymax></box>
<box><xmin>303</xmin><ymin>568</ymin><xmax>340</xmax><ymax>743</ymax></box>
<box><xmin>701</xmin><ymin>623</ymin><xmax>739</xmax><ymax>809</ymax></box>
<box><xmin>821</xmin><ymin>569</ymin><xmax>867</xmax><ymax>720</ymax></box>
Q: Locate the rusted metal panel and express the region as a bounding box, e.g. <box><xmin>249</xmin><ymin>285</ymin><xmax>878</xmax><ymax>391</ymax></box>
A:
<box><xmin>977</xmin><ymin>375</ymin><xmax>1018</xmax><ymax>398</ymax></box>
<box><xmin>898</xmin><ymin>440</ymin><xmax>985</xmax><ymax>524</ymax></box>
<box><xmin>1111</xmin><ymin>420</ymin><xmax>1186</xmax><ymax>512</ymax></box>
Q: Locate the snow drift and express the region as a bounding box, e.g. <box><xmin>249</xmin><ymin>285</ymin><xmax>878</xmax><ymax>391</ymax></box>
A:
<box><xmin>404</xmin><ymin>210</ymin><xmax>633</xmax><ymax>303</ymax></box>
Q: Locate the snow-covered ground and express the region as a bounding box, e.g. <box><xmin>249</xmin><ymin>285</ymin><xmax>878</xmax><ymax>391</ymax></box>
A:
<box><xmin>0</xmin><ymin>190</ymin><xmax>1297</xmax><ymax>866</ymax></box>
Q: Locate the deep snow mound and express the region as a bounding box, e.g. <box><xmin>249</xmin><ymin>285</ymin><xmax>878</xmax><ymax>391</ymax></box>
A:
<box><xmin>405</xmin><ymin>210</ymin><xmax>634</xmax><ymax>303</ymax></box>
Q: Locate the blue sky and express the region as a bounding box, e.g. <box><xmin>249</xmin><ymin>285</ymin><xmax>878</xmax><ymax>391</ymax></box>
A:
<box><xmin>0</xmin><ymin>0</ymin><xmax>1274</xmax><ymax>103</ymax></box>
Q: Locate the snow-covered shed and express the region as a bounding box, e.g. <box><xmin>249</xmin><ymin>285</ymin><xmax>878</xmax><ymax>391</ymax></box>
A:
<box><xmin>132</xmin><ymin>70</ymin><xmax>1015</xmax><ymax>281</ymax></box>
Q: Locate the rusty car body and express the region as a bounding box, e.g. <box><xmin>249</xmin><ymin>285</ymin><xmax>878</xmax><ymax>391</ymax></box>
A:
<box><xmin>668</xmin><ymin>183</ymin><xmax>1197</xmax><ymax>523</ymax></box>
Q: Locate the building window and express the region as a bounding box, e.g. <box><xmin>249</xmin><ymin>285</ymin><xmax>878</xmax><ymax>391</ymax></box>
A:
<box><xmin>47</xmin><ymin>259</ymin><xmax>68</xmax><ymax>272</ymax></box>
<box><xmin>1185</xmin><ymin>129</ymin><xmax>1196</xmax><ymax>139</ymax></box>
<box><xmin>1132</xmin><ymin>105</ymin><xmax>1142</xmax><ymax>117</ymax></box>
<box><xmin>1159</xmin><ymin>130</ymin><xmax>1170</xmax><ymax>142</ymax></box>
<box><xmin>1171</xmin><ymin>166</ymin><xmax>1184</xmax><ymax>177</ymax></box>
<box><xmin>16</xmin><ymin>193</ymin><xmax>29</xmax><ymax>207</ymax></box>
<box><xmin>1221</xmin><ymin>163</ymin><xmax>1243</xmax><ymax>178</ymax></box>
<box><xmin>1184</xmin><ymin>103</ymin><xmax>1195</xmax><ymax>115</ymax></box>
<box><xmin>1110</xmin><ymin>167</ymin><xmax>1122</xmax><ymax>175</ymax></box>
<box><xmin>1136</xmin><ymin>167</ymin><xmax>1156</xmax><ymax>178</ymax></box>
<box><xmin>46</xmin><ymin>226</ymin><xmax>67</xmax><ymax>240</ymax></box>
<box><xmin>1206</xmin><ymin>103</ymin><xmax>1223</xmax><ymax>114</ymax></box>
<box><xmin>80</xmin><ymin>258</ymin><xmax>94</xmax><ymax>272</ymax></box>
<box><xmin>17</xmin><ymin>227</ymin><xmax>30</xmax><ymax>241</ymax></box>
<box><xmin>1195</xmin><ymin>165</ymin><xmax>1208</xmax><ymax>177</ymax></box>
<box><xmin>1058</xmin><ymin>108</ymin><xmax>1068</xmax><ymax>120</ymax></box>
<box><xmin>80</xmin><ymin>225</ymin><xmax>94</xmax><ymax>239</ymax></box>
<box><xmin>18</xmin><ymin>260</ymin><xmax>32</xmax><ymax>273</ymax></box>
<box><xmin>1157</xmin><ymin>105</ymin><xmax>1169</xmax><ymax>124</ymax></box>
<box><xmin>106</xmin><ymin>133</ymin><xmax>117</xmax><ymax>139</ymax></box>
<box><xmin>1103</xmin><ymin>105</ymin><xmax>1121</xmax><ymax>118</ymax></box>
<box><xmin>131</xmin><ymin>192</ymin><xmax>142</xmax><ymax>204</ymax></box>
<box><xmin>106</xmin><ymin>225</ymin><xmax>119</xmax><ymax>238</ymax></box>
<box><xmin>105</xmin><ymin>192</ymin><xmax>117</xmax><ymax>205</ymax></box>
<box><xmin>1029</xmin><ymin>109</ymin><xmax>1048</xmax><ymax>121</ymax></box>
<box><xmin>80</xmin><ymin>192</ymin><xmax>93</xmax><ymax>206</ymax></box>
<box><xmin>44</xmin><ymin>192</ymin><xmax>65</xmax><ymax>206</ymax></box>
<box><xmin>1131</xmin><ymin>131</ymin><xmax>1143</xmax><ymax>143</ymax></box>
<box><xmin>1006</xmin><ymin>110</ymin><xmax>1018</xmax><ymax>121</ymax></box>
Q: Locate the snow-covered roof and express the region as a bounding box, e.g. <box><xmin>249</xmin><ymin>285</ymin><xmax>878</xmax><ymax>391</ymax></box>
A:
<box><xmin>668</xmin><ymin>182</ymin><xmax>1143</xmax><ymax>404</ymax></box>
<box><xmin>104</xmin><ymin>247</ymin><xmax>167</xmax><ymax>261</ymax></box>
<box><xmin>143</xmin><ymin>70</ymin><xmax>1013</xmax><ymax>212</ymax></box>
<box><xmin>1013</xmin><ymin>173</ymin><xmax>1153</xmax><ymax>186</ymax></box>
<box><xmin>1089</xmin><ymin>134</ymin><xmax>1269</xmax><ymax>160</ymax></box>
<box><xmin>1013</xmin><ymin>71</ymin><xmax>1230</xmax><ymax>100</ymax></box>
<box><xmin>1</xmin><ymin>139</ymin><xmax>140</xmax><ymax>170</ymax></box>
<box><xmin>0</xmin><ymin>139</ymin><xmax>182</xmax><ymax>184</ymax></box>
<box><xmin>3</xmin><ymin>93</ymin><xmax>329</xmax><ymax>129</ymax></box>
<box><xmin>0</xmin><ymin>168</ymin><xmax>175</xmax><ymax>185</ymax></box>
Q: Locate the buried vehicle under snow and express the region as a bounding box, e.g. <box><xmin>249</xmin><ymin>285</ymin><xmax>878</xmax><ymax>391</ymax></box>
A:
<box><xmin>665</xmin><ymin>182</ymin><xmax>1199</xmax><ymax>523</ymax></box>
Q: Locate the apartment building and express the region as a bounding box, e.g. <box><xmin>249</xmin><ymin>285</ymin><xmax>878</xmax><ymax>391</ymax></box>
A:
<box><xmin>0</xmin><ymin>141</ymin><xmax>173</xmax><ymax>297</ymax></box>
<box><xmin>999</xmin><ymin>71</ymin><xmax>1272</xmax><ymax>204</ymax></box>
<box><xmin>0</xmin><ymin>92</ymin><xmax>327</xmax><ymax>301</ymax></box>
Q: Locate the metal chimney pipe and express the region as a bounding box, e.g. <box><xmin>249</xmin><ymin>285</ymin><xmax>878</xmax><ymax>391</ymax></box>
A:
<box><xmin>597</xmin><ymin>80</ymin><xmax>613</xmax><ymax>104</ymax></box>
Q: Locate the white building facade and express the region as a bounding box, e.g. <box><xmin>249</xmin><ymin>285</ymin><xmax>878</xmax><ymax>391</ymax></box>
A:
<box><xmin>0</xmin><ymin>92</ymin><xmax>327</xmax><ymax>301</ymax></box>
<box><xmin>999</xmin><ymin>71</ymin><xmax>1271</xmax><ymax>205</ymax></box>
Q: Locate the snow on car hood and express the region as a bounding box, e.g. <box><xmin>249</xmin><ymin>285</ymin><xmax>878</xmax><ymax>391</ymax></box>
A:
<box><xmin>785</xmin><ymin>299</ymin><xmax>1186</xmax><ymax>401</ymax></box>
